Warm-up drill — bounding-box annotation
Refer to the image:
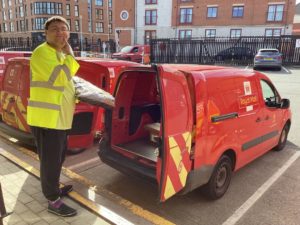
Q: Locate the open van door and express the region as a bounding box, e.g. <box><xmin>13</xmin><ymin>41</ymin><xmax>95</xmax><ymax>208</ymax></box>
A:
<box><xmin>157</xmin><ymin>65</ymin><xmax>194</xmax><ymax>202</ymax></box>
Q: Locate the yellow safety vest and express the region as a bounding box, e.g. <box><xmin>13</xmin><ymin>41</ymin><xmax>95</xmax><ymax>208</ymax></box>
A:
<box><xmin>27</xmin><ymin>42</ymin><xmax>80</xmax><ymax>129</ymax></box>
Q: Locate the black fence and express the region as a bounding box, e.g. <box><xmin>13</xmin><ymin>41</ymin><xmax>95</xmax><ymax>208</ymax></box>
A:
<box><xmin>150</xmin><ymin>35</ymin><xmax>300</xmax><ymax>66</ymax></box>
<box><xmin>0</xmin><ymin>37</ymin><xmax>116</xmax><ymax>54</ymax></box>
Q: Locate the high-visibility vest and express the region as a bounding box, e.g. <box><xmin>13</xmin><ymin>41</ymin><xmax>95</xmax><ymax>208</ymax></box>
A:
<box><xmin>27</xmin><ymin>42</ymin><xmax>80</xmax><ymax>129</ymax></box>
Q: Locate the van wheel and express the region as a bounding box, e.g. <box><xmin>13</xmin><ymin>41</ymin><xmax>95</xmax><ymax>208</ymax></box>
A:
<box><xmin>273</xmin><ymin>124</ymin><xmax>289</xmax><ymax>151</ymax></box>
<box><xmin>203</xmin><ymin>155</ymin><xmax>232</xmax><ymax>200</ymax></box>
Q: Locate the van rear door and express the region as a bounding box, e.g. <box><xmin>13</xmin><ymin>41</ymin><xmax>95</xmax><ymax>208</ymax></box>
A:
<box><xmin>1</xmin><ymin>62</ymin><xmax>24</xmax><ymax>129</ymax></box>
<box><xmin>157</xmin><ymin>65</ymin><xmax>193</xmax><ymax>202</ymax></box>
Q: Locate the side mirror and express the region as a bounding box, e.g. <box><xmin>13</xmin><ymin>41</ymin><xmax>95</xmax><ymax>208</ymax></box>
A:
<box><xmin>280</xmin><ymin>98</ymin><xmax>290</xmax><ymax>109</ymax></box>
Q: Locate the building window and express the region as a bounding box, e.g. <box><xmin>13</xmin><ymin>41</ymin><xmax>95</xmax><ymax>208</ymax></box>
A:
<box><xmin>19</xmin><ymin>6</ymin><xmax>24</xmax><ymax>17</ymax></box>
<box><xmin>75</xmin><ymin>20</ymin><xmax>79</xmax><ymax>31</ymax></box>
<box><xmin>95</xmin><ymin>0</ymin><xmax>103</xmax><ymax>6</ymax></box>
<box><xmin>2</xmin><ymin>11</ymin><xmax>6</xmax><ymax>20</ymax></box>
<box><xmin>145</xmin><ymin>30</ymin><xmax>156</xmax><ymax>44</ymax></box>
<box><xmin>88</xmin><ymin>21</ymin><xmax>91</xmax><ymax>32</ymax></box>
<box><xmin>33</xmin><ymin>3</ymin><xmax>62</xmax><ymax>15</ymax></box>
<box><xmin>180</xmin><ymin>8</ymin><xmax>192</xmax><ymax>24</ymax></box>
<box><xmin>109</xmin><ymin>10</ymin><xmax>112</xmax><ymax>21</ymax></box>
<box><xmin>145</xmin><ymin>0</ymin><xmax>157</xmax><ymax>4</ymax></box>
<box><xmin>232</xmin><ymin>6</ymin><xmax>244</xmax><ymax>18</ymax></box>
<box><xmin>3</xmin><ymin>23</ymin><xmax>7</xmax><ymax>32</ymax></box>
<box><xmin>74</xmin><ymin>5</ymin><xmax>79</xmax><ymax>17</ymax></box>
<box><xmin>145</xmin><ymin>10</ymin><xmax>157</xmax><ymax>25</ymax></box>
<box><xmin>20</xmin><ymin>20</ymin><xmax>25</xmax><ymax>31</ymax></box>
<box><xmin>207</xmin><ymin>7</ymin><xmax>217</xmax><ymax>18</ymax></box>
<box><xmin>8</xmin><ymin>9</ymin><xmax>12</xmax><ymax>19</ymax></box>
<box><xmin>1</xmin><ymin>0</ymin><xmax>5</xmax><ymax>8</ymax></box>
<box><xmin>66</xmin><ymin>4</ymin><xmax>70</xmax><ymax>16</ymax></box>
<box><xmin>96</xmin><ymin>9</ymin><xmax>103</xmax><ymax>20</ymax></box>
<box><xmin>108</xmin><ymin>0</ymin><xmax>112</xmax><ymax>8</ymax></box>
<box><xmin>205</xmin><ymin>29</ymin><xmax>216</xmax><ymax>38</ymax></box>
<box><xmin>95</xmin><ymin>22</ymin><xmax>103</xmax><ymax>32</ymax></box>
<box><xmin>109</xmin><ymin>23</ymin><xmax>112</xmax><ymax>34</ymax></box>
<box><xmin>10</xmin><ymin>22</ymin><xmax>14</xmax><ymax>32</ymax></box>
<box><xmin>265</xmin><ymin>28</ymin><xmax>281</xmax><ymax>37</ymax></box>
<box><xmin>34</xmin><ymin>17</ymin><xmax>47</xmax><ymax>30</ymax></box>
<box><xmin>67</xmin><ymin>19</ymin><xmax>71</xmax><ymax>30</ymax></box>
<box><xmin>267</xmin><ymin>4</ymin><xmax>284</xmax><ymax>22</ymax></box>
<box><xmin>230</xmin><ymin>29</ymin><xmax>242</xmax><ymax>38</ymax></box>
<box><xmin>179</xmin><ymin>30</ymin><xmax>192</xmax><ymax>39</ymax></box>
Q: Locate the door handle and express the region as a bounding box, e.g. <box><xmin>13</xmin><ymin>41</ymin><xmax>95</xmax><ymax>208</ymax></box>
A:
<box><xmin>256</xmin><ymin>117</ymin><xmax>261</xmax><ymax>123</ymax></box>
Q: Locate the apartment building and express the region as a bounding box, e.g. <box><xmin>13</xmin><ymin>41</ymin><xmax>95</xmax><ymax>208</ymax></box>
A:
<box><xmin>0</xmin><ymin>0</ymin><xmax>114</xmax><ymax>44</ymax></box>
<box><xmin>115</xmin><ymin>0</ymin><xmax>295</xmax><ymax>46</ymax></box>
<box><xmin>293</xmin><ymin>2</ymin><xmax>300</xmax><ymax>34</ymax></box>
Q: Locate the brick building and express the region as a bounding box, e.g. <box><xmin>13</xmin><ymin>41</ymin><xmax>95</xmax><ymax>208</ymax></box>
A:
<box><xmin>115</xmin><ymin>0</ymin><xmax>295</xmax><ymax>47</ymax></box>
<box><xmin>0</xmin><ymin>0</ymin><xmax>114</xmax><ymax>45</ymax></box>
<box><xmin>293</xmin><ymin>2</ymin><xmax>300</xmax><ymax>34</ymax></box>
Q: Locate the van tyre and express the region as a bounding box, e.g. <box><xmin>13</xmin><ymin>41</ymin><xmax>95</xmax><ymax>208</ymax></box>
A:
<box><xmin>203</xmin><ymin>155</ymin><xmax>232</xmax><ymax>200</ymax></box>
<box><xmin>274</xmin><ymin>123</ymin><xmax>289</xmax><ymax>151</ymax></box>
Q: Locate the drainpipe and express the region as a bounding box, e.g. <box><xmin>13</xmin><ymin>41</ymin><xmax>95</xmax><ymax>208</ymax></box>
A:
<box><xmin>284</xmin><ymin>0</ymin><xmax>290</xmax><ymax>35</ymax></box>
<box><xmin>134</xmin><ymin>0</ymin><xmax>137</xmax><ymax>44</ymax></box>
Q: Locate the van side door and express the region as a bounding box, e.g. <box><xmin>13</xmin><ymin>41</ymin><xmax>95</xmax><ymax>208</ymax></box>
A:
<box><xmin>258</xmin><ymin>79</ymin><xmax>283</xmax><ymax>150</ymax></box>
<box><xmin>157</xmin><ymin>66</ymin><xmax>193</xmax><ymax>202</ymax></box>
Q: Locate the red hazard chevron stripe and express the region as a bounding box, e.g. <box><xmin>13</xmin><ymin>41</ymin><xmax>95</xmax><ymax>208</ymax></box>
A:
<box><xmin>163</xmin><ymin>131</ymin><xmax>192</xmax><ymax>200</ymax></box>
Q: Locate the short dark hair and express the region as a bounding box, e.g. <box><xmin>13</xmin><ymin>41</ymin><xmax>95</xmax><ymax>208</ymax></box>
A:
<box><xmin>44</xmin><ymin>16</ymin><xmax>70</xmax><ymax>30</ymax></box>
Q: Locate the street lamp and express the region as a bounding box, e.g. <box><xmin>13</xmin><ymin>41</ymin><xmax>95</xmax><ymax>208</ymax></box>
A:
<box><xmin>79</xmin><ymin>15</ymin><xmax>83</xmax><ymax>51</ymax></box>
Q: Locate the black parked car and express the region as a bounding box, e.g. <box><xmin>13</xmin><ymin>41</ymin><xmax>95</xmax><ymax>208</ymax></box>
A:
<box><xmin>215</xmin><ymin>47</ymin><xmax>254</xmax><ymax>62</ymax></box>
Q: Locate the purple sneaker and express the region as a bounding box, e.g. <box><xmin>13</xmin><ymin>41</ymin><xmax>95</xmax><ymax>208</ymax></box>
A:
<box><xmin>48</xmin><ymin>198</ymin><xmax>77</xmax><ymax>217</ymax></box>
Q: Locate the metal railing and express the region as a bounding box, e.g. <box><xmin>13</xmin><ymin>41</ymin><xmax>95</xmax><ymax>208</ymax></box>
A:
<box><xmin>150</xmin><ymin>35</ymin><xmax>300</xmax><ymax>66</ymax></box>
<box><xmin>0</xmin><ymin>37</ymin><xmax>116</xmax><ymax>54</ymax></box>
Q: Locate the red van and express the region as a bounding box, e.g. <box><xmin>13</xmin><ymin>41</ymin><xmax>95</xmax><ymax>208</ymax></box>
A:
<box><xmin>98</xmin><ymin>64</ymin><xmax>291</xmax><ymax>202</ymax></box>
<box><xmin>0</xmin><ymin>57</ymin><xmax>138</xmax><ymax>153</ymax></box>
<box><xmin>0</xmin><ymin>51</ymin><xmax>32</xmax><ymax>87</ymax></box>
<box><xmin>111</xmin><ymin>45</ymin><xmax>150</xmax><ymax>64</ymax></box>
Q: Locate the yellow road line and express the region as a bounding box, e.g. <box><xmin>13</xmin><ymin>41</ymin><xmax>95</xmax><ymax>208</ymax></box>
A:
<box><xmin>0</xmin><ymin>133</ymin><xmax>175</xmax><ymax>225</ymax></box>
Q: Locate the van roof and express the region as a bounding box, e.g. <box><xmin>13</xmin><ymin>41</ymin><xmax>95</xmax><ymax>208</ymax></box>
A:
<box><xmin>77</xmin><ymin>58</ymin><xmax>140</xmax><ymax>67</ymax></box>
<box><xmin>7</xmin><ymin>57</ymin><xmax>30</xmax><ymax>64</ymax></box>
<box><xmin>160</xmin><ymin>64</ymin><xmax>227</xmax><ymax>72</ymax></box>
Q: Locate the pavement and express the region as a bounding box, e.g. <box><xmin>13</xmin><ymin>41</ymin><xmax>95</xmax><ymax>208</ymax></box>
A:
<box><xmin>0</xmin><ymin>154</ymin><xmax>110</xmax><ymax>225</ymax></box>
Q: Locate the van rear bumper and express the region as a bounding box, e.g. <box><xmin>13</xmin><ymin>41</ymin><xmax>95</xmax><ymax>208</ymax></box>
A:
<box><xmin>98</xmin><ymin>140</ymin><xmax>157</xmax><ymax>183</ymax></box>
<box><xmin>0</xmin><ymin>121</ymin><xmax>35</xmax><ymax>145</ymax></box>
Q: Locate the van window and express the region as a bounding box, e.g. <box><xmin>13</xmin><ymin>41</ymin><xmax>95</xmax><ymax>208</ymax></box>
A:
<box><xmin>260</xmin><ymin>80</ymin><xmax>280</xmax><ymax>107</ymax></box>
<box><xmin>132</xmin><ymin>47</ymin><xmax>139</xmax><ymax>53</ymax></box>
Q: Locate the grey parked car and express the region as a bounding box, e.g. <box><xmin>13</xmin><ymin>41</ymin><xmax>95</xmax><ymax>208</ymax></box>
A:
<box><xmin>253</xmin><ymin>49</ymin><xmax>282</xmax><ymax>71</ymax></box>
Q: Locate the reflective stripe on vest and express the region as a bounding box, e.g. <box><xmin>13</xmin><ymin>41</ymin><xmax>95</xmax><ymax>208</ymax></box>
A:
<box><xmin>28</xmin><ymin>100</ymin><xmax>61</xmax><ymax>111</ymax></box>
<box><xmin>29</xmin><ymin>64</ymin><xmax>71</xmax><ymax>112</ymax></box>
<box><xmin>30</xmin><ymin>65</ymin><xmax>71</xmax><ymax>92</ymax></box>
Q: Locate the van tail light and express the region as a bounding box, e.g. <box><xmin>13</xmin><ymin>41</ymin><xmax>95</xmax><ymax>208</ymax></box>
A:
<box><xmin>277</xmin><ymin>56</ymin><xmax>282</xmax><ymax>60</ymax></box>
<box><xmin>255</xmin><ymin>56</ymin><xmax>263</xmax><ymax>60</ymax></box>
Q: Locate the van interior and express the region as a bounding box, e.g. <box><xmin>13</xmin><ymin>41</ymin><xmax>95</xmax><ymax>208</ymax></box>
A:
<box><xmin>108</xmin><ymin>70</ymin><xmax>162</xmax><ymax>177</ymax></box>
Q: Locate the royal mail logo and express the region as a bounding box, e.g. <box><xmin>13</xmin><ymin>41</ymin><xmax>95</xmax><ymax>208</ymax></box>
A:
<box><xmin>239</xmin><ymin>94</ymin><xmax>258</xmax><ymax>107</ymax></box>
